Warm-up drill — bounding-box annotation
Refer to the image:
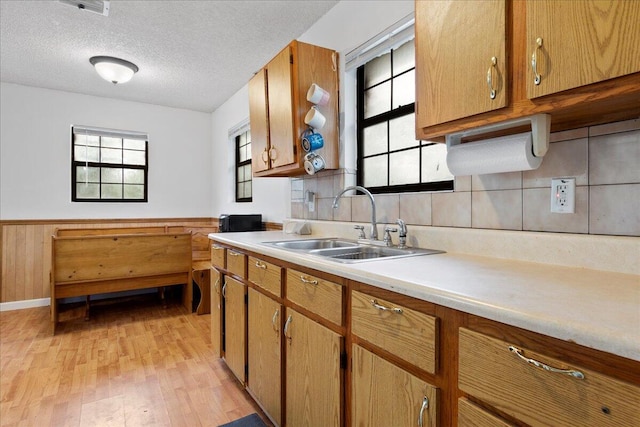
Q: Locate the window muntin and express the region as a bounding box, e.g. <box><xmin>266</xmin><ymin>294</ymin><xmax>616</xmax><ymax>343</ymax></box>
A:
<box><xmin>236</xmin><ymin>130</ymin><xmax>252</xmax><ymax>202</ymax></box>
<box><xmin>71</xmin><ymin>127</ymin><xmax>148</xmax><ymax>202</ymax></box>
<box><xmin>357</xmin><ymin>39</ymin><xmax>453</xmax><ymax>194</ymax></box>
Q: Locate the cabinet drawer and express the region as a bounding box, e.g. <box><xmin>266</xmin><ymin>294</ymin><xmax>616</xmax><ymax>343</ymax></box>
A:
<box><xmin>248</xmin><ymin>256</ymin><xmax>282</xmax><ymax>297</ymax></box>
<box><xmin>459</xmin><ymin>328</ymin><xmax>640</xmax><ymax>427</ymax></box>
<box><xmin>210</xmin><ymin>243</ymin><xmax>225</xmax><ymax>269</ymax></box>
<box><xmin>351</xmin><ymin>290</ymin><xmax>437</xmax><ymax>374</ymax></box>
<box><xmin>226</xmin><ymin>249</ymin><xmax>246</xmax><ymax>278</ymax></box>
<box><xmin>286</xmin><ymin>268</ymin><xmax>342</xmax><ymax>325</ymax></box>
<box><xmin>458</xmin><ymin>398</ymin><xmax>513</xmax><ymax>427</ymax></box>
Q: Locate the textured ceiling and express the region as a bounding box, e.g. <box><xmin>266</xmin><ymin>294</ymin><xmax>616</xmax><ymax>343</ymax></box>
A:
<box><xmin>0</xmin><ymin>0</ymin><xmax>338</xmax><ymax>112</ymax></box>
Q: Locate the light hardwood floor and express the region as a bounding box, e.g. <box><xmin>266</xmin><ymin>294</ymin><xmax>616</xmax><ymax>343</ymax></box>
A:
<box><xmin>0</xmin><ymin>295</ymin><xmax>271</xmax><ymax>427</ymax></box>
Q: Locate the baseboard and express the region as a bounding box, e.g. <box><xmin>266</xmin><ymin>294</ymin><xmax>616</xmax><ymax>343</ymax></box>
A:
<box><xmin>0</xmin><ymin>297</ymin><xmax>50</xmax><ymax>312</ymax></box>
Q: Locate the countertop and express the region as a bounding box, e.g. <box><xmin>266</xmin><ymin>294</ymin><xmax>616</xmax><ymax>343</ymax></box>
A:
<box><xmin>209</xmin><ymin>231</ymin><xmax>640</xmax><ymax>362</ymax></box>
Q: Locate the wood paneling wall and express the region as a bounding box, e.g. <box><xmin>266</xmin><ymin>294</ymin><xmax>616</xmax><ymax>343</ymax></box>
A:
<box><xmin>0</xmin><ymin>218</ymin><xmax>281</xmax><ymax>303</ymax></box>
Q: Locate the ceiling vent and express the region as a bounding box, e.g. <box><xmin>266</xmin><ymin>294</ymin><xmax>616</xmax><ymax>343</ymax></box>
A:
<box><xmin>58</xmin><ymin>0</ymin><xmax>110</xmax><ymax>17</ymax></box>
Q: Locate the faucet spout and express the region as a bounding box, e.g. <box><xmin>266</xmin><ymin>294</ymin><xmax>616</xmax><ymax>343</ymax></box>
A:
<box><xmin>332</xmin><ymin>185</ymin><xmax>378</xmax><ymax>240</ymax></box>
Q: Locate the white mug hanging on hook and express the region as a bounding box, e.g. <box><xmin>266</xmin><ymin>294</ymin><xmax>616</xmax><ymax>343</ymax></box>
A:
<box><xmin>307</xmin><ymin>83</ymin><xmax>330</xmax><ymax>106</ymax></box>
<box><xmin>304</xmin><ymin>152</ymin><xmax>326</xmax><ymax>175</ymax></box>
<box><xmin>304</xmin><ymin>106</ymin><xmax>326</xmax><ymax>130</ymax></box>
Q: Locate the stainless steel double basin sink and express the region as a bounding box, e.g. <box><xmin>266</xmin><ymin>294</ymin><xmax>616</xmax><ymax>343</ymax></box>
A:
<box><xmin>264</xmin><ymin>237</ymin><xmax>443</xmax><ymax>263</ymax></box>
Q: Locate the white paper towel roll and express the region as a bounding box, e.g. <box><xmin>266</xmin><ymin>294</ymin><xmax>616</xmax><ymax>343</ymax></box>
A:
<box><xmin>446</xmin><ymin>132</ymin><xmax>542</xmax><ymax>176</ymax></box>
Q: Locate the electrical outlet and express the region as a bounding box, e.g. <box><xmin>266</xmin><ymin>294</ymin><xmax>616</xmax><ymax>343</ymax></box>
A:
<box><xmin>550</xmin><ymin>178</ymin><xmax>575</xmax><ymax>213</ymax></box>
<box><xmin>306</xmin><ymin>191</ymin><xmax>315</xmax><ymax>212</ymax></box>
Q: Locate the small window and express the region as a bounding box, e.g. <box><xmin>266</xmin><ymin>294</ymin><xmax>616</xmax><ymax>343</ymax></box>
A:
<box><xmin>357</xmin><ymin>38</ymin><xmax>453</xmax><ymax>194</ymax></box>
<box><xmin>71</xmin><ymin>126</ymin><xmax>148</xmax><ymax>202</ymax></box>
<box><xmin>236</xmin><ymin>130</ymin><xmax>252</xmax><ymax>202</ymax></box>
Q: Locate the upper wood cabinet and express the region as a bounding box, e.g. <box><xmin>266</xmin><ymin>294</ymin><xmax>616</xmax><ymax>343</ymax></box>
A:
<box><xmin>249</xmin><ymin>40</ymin><xmax>339</xmax><ymax>177</ymax></box>
<box><xmin>526</xmin><ymin>0</ymin><xmax>640</xmax><ymax>99</ymax></box>
<box><xmin>415</xmin><ymin>0</ymin><xmax>507</xmax><ymax>128</ymax></box>
<box><xmin>415</xmin><ymin>0</ymin><xmax>640</xmax><ymax>140</ymax></box>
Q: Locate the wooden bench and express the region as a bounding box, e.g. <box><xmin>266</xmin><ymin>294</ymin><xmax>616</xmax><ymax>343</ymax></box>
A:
<box><xmin>50</xmin><ymin>226</ymin><xmax>193</xmax><ymax>333</ymax></box>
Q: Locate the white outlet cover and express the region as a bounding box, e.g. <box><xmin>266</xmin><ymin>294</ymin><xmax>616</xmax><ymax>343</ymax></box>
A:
<box><xmin>550</xmin><ymin>178</ymin><xmax>576</xmax><ymax>213</ymax></box>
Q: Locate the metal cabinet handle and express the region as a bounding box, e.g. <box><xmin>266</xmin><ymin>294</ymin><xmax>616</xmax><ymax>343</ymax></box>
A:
<box><xmin>283</xmin><ymin>315</ymin><xmax>293</xmax><ymax>341</ymax></box>
<box><xmin>370</xmin><ymin>299</ymin><xmax>403</xmax><ymax>314</ymax></box>
<box><xmin>228</xmin><ymin>251</ymin><xmax>241</xmax><ymax>257</ymax></box>
<box><xmin>261</xmin><ymin>147</ymin><xmax>269</xmax><ymax>164</ymax></box>
<box><xmin>222</xmin><ymin>280</ymin><xmax>227</xmax><ymax>298</ymax></box>
<box><xmin>508</xmin><ymin>346</ymin><xmax>585</xmax><ymax>379</ymax></box>
<box><xmin>272</xmin><ymin>309</ymin><xmax>279</xmax><ymax>333</ymax></box>
<box><xmin>255</xmin><ymin>260</ymin><xmax>267</xmax><ymax>269</ymax></box>
<box><xmin>212</xmin><ymin>244</ymin><xmax>224</xmax><ymax>250</ymax></box>
<box><xmin>269</xmin><ymin>147</ymin><xmax>278</xmax><ymax>160</ymax></box>
<box><xmin>300</xmin><ymin>275</ymin><xmax>318</xmax><ymax>285</ymax></box>
<box><xmin>487</xmin><ymin>56</ymin><xmax>497</xmax><ymax>99</ymax></box>
<box><xmin>418</xmin><ymin>396</ymin><xmax>429</xmax><ymax>427</ymax></box>
<box><xmin>531</xmin><ymin>37</ymin><xmax>543</xmax><ymax>85</ymax></box>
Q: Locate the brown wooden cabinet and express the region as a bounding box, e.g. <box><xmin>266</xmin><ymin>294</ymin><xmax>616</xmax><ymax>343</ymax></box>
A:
<box><xmin>223</xmin><ymin>276</ymin><xmax>247</xmax><ymax>384</ymax></box>
<box><xmin>249</xmin><ymin>40</ymin><xmax>339</xmax><ymax>177</ymax></box>
<box><xmin>247</xmin><ymin>287</ymin><xmax>282</xmax><ymax>426</ymax></box>
<box><xmin>284</xmin><ymin>308</ymin><xmax>342</xmax><ymax>427</ymax></box>
<box><xmin>415</xmin><ymin>0</ymin><xmax>640</xmax><ymax>140</ymax></box>
<box><xmin>415</xmin><ymin>0</ymin><xmax>507</xmax><ymax>128</ymax></box>
<box><xmin>210</xmin><ymin>268</ymin><xmax>222</xmax><ymax>357</ymax></box>
<box><xmin>352</xmin><ymin>344</ymin><xmax>437</xmax><ymax>427</ymax></box>
<box><xmin>526</xmin><ymin>0</ymin><xmax>640</xmax><ymax>99</ymax></box>
<box><xmin>459</xmin><ymin>327</ymin><xmax>640</xmax><ymax>426</ymax></box>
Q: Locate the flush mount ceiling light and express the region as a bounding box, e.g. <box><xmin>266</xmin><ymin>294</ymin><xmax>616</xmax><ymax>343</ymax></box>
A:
<box><xmin>89</xmin><ymin>56</ymin><xmax>139</xmax><ymax>84</ymax></box>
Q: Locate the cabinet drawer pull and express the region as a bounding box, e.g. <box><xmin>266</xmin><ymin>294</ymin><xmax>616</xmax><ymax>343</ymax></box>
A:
<box><xmin>272</xmin><ymin>309</ymin><xmax>279</xmax><ymax>333</ymax></box>
<box><xmin>283</xmin><ymin>315</ymin><xmax>293</xmax><ymax>341</ymax></box>
<box><xmin>418</xmin><ymin>396</ymin><xmax>429</xmax><ymax>427</ymax></box>
<box><xmin>255</xmin><ymin>261</ymin><xmax>267</xmax><ymax>269</ymax></box>
<box><xmin>228</xmin><ymin>251</ymin><xmax>241</xmax><ymax>257</ymax></box>
<box><xmin>212</xmin><ymin>244</ymin><xmax>224</xmax><ymax>250</ymax></box>
<box><xmin>300</xmin><ymin>275</ymin><xmax>318</xmax><ymax>285</ymax></box>
<box><xmin>370</xmin><ymin>299</ymin><xmax>403</xmax><ymax>314</ymax></box>
<box><xmin>531</xmin><ymin>37</ymin><xmax>543</xmax><ymax>85</ymax></box>
<box><xmin>508</xmin><ymin>345</ymin><xmax>585</xmax><ymax>379</ymax></box>
<box><xmin>487</xmin><ymin>56</ymin><xmax>497</xmax><ymax>99</ymax></box>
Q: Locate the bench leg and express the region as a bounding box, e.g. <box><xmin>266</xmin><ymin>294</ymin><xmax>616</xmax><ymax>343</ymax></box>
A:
<box><xmin>84</xmin><ymin>295</ymin><xmax>91</xmax><ymax>321</ymax></box>
<box><xmin>159</xmin><ymin>286</ymin><xmax>168</xmax><ymax>308</ymax></box>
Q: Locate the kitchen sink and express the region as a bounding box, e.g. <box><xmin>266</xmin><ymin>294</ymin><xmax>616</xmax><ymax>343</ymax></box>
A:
<box><xmin>264</xmin><ymin>238</ymin><xmax>444</xmax><ymax>263</ymax></box>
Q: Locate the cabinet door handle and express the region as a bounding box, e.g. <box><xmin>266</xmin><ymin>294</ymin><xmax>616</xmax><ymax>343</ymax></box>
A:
<box><xmin>269</xmin><ymin>147</ymin><xmax>278</xmax><ymax>160</ymax></box>
<box><xmin>255</xmin><ymin>261</ymin><xmax>267</xmax><ymax>269</ymax></box>
<box><xmin>222</xmin><ymin>280</ymin><xmax>227</xmax><ymax>298</ymax></box>
<box><xmin>283</xmin><ymin>314</ymin><xmax>293</xmax><ymax>341</ymax></box>
<box><xmin>487</xmin><ymin>56</ymin><xmax>497</xmax><ymax>99</ymax></box>
<box><xmin>508</xmin><ymin>345</ymin><xmax>585</xmax><ymax>379</ymax></box>
<box><xmin>272</xmin><ymin>309</ymin><xmax>279</xmax><ymax>333</ymax></box>
<box><xmin>370</xmin><ymin>299</ymin><xmax>403</xmax><ymax>314</ymax></box>
<box><xmin>418</xmin><ymin>396</ymin><xmax>429</xmax><ymax>427</ymax></box>
<box><xmin>300</xmin><ymin>275</ymin><xmax>318</xmax><ymax>285</ymax></box>
<box><xmin>261</xmin><ymin>147</ymin><xmax>269</xmax><ymax>164</ymax></box>
<box><xmin>531</xmin><ymin>37</ymin><xmax>543</xmax><ymax>85</ymax></box>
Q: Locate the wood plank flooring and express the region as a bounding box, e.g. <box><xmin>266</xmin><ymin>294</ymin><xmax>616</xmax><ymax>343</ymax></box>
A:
<box><xmin>0</xmin><ymin>295</ymin><xmax>271</xmax><ymax>427</ymax></box>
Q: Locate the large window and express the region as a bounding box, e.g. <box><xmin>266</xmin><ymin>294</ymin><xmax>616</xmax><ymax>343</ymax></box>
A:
<box><xmin>357</xmin><ymin>38</ymin><xmax>453</xmax><ymax>193</ymax></box>
<box><xmin>235</xmin><ymin>129</ymin><xmax>252</xmax><ymax>202</ymax></box>
<box><xmin>71</xmin><ymin>126</ymin><xmax>148</xmax><ymax>202</ymax></box>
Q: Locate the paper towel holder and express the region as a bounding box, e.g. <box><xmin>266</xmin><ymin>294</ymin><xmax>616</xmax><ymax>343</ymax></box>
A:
<box><xmin>446</xmin><ymin>113</ymin><xmax>551</xmax><ymax>157</ymax></box>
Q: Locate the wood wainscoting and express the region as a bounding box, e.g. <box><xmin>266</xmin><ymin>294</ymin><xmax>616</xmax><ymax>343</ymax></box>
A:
<box><xmin>0</xmin><ymin>218</ymin><xmax>282</xmax><ymax>304</ymax></box>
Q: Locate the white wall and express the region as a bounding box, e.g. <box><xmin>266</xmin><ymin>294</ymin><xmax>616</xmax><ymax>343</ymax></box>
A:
<box><xmin>0</xmin><ymin>82</ymin><xmax>212</xmax><ymax>220</ymax></box>
<box><xmin>209</xmin><ymin>0</ymin><xmax>414</xmax><ymax>221</ymax></box>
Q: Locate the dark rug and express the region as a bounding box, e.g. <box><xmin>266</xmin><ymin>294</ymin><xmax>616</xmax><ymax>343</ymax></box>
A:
<box><xmin>219</xmin><ymin>413</ymin><xmax>267</xmax><ymax>427</ymax></box>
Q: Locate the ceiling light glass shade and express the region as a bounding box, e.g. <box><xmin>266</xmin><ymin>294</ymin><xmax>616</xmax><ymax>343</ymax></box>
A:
<box><xmin>89</xmin><ymin>56</ymin><xmax>139</xmax><ymax>84</ymax></box>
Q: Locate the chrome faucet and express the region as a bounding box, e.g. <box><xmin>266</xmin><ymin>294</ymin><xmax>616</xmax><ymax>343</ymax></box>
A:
<box><xmin>396</xmin><ymin>219</ymin><xmax>408</xmax><ymax>248</ymax></box>
<box><xmin>332</xmin><ymin>186</ymin><xmax>378</xmax><ymax>240</ymax></box>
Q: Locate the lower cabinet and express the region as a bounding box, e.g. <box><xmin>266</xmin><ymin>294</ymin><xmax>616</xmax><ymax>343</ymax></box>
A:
<box><xmin>352</xmin><ymin>344</ymin><xmax>438</xmax><ymax>427</ymax></box>
<box><xmin>284</xmin><ymin>308</ymin><xmax>342</xmax><ymax>427</ymax></box>
<box><xmin>459</xmin><ymin>327</ymin><xmax>640</xmax><ymax>427</ymax></box>
<box><xmin>210</xmin><ymin>268</ymin><xmax>222</xmax><ymax>357</ymax></box>
<box><xmin>247</xmin><ymin>288</ymin><xmax>282</xmax><ymax>426</ymax></box>
<box><xmin>223</xmin><ymin>276</ymin><xmax>246</xmax><ymax>384</ymax></box>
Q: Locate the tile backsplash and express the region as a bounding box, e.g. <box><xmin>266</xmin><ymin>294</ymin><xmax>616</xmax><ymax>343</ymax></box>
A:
<box><xmin>291</xmin><ymin>118</ymin><xmax>640</xmax><ymax>237</ymax></box>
